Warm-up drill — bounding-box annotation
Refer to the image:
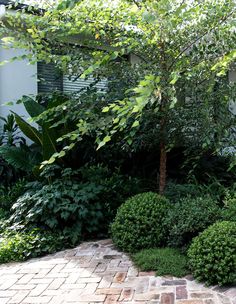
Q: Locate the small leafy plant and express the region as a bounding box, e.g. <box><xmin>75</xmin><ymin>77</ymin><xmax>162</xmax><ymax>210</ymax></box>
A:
<box><xmin>111</xmin><ymin>192</ymin><xmax>170</xmax><ymax>253</ymax></box>
<box><xmin>188</xmin><ymin>221</ymin><xmax>236</xmax><ymax>286</ymax></box>
<box><xmin>0</xmin><ymin>228</ymin><xmax>65</xmax><ymax>263</ymax></box>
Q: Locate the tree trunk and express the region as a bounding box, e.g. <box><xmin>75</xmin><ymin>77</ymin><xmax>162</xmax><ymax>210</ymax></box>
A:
<box><xmin>159</xmin><ymin>141</ymin><xmax>167</xmax><ymax>195</ymax></box>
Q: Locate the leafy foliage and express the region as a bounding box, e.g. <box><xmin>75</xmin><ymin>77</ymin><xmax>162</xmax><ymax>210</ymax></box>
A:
<box><xmin>111</xmin><ymin>192</ymin><xmax>170</xmax><ymax>253</ymax></box>
<box><xmin>0</xmin><ymin>179</ymin><xmax>27</xmax><ymax>210</ymax></box>
<box><xmin>1</xmin><ymin>0</ymin><xmax>235</xmax><ymax>192</ymax></box>
<box><xmin>0</xmin><ymin>228</ymin><xmax>66</xmax><ymax>264</ymax></box>
<box><xmin>12</xmin><ymin>95</ymin><xmax>62</xmax><ymax>162</ymax></box>
<box><xmin>165</xmin><ymin>196</ymin><xmax>221</xmax><ymax>247</ymax></box>
<box><xmin>0</xmin><ymin>114</ymin><xmax>27</xmax><ymax>185</ymax></box>
<box><xmin>10</xmin><ymin>180</ymin><xmax>101</xmax><ymax>244</ymax></box>
<box><xmin>10</xmin><ymin>165</ymin><xmax>138</xmax><ymax>243</ymax></box>
<box><xmin>221</xmin><ymin>192</ymin><xmax>236</xmax><ymax>222</ymax></box>
<box><xmin>133</xmin><ymin>248</ymin><xmax>189</xmax><ymax>278</ymax></box>
<box><xmin>79</xmin><ymin>164</ymin><xmax>141</xmax><ymax>224</ymax></box>
<box><xmin>0</xmin><ymin>146</ymin><xmax>41</xmax><ymax>173</ymax></box>
<box><xmin>188</xmin><ymin>221</ymin><xmax>236</xmax><ymax>286</ymax></box>
<box><xmin>164</xmin><ymin>183</ymin><xmax>204</xmax><ymax>203</ymax></box>
<box><xmin>0</xmin><ymin>114</ymin><xmax>25</xmax><ymax>146</ymax></box>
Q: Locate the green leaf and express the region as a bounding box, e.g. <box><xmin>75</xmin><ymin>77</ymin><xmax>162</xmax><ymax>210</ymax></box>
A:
<box><xmin>22</xmin><ymin>96</ymin><xmax>45</xmax><ymax>120</ymax></box>
<box><xmin>13</xmin><ymin>112</ymin><xmax>42</xmax><ymax>146</ymax></box>
<box><xmin>102</xmin><ymin>107</ymin><xmax>110</xmax><ymax>113</ymax></box>
<box><xmin>103</xmin><ymin>135</ymin><xmax>111</xmax><ymax>143</ymax></box>
<box><xmin>97</xmin><ymin>141</ymin><xmax>106</xmax><ymax>150</ymax></box>
<box><xmin>132</xmin><ymin>120</ymin><xmax>140</xmax><ymax>128</ymax></box>
<box><xmin>42</xmin><ymin>126</ymin><xmax>58</xmax><ymax>160</ymax></box>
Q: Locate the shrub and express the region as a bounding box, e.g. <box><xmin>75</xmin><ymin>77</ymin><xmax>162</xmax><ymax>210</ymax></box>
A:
<box><xmin>221</xmin><ymin>193</ymin><xmax>236</xmax><ymax>222</ymax></box>
<box><xmin>133</xmin><ymin>248</ymin><xmax>189</xmax><ymax>278</ymax></box>
<box><xmin>0</xmin><ymin>179</ymin><xmax>27</xmax><ymax>210</ymax></box>
<box><xmin>111</xmin><ymin>192</ymin><xmax>170</xmax><ymax>253</ymax></box>
<box><xmin>164</xmin><ymin>182</ymin><xmax>203</xmax><ymax>203</ymax></box>
<box><xmin>0</xmin><ymin>229</ymin><xmax>65</xmax><ymax>263</ymax></box>
<box><xmin>165</xmin><ymin>196</ymin><xmax>221</xmax><ymax>247</ymax></box>
<box><xmin>10</xmin><ymin>179</ymin><xmax>102</xmax><ymax>244</ymax></box>
<box><xmin>10</xmin><ymin>166</ymin><xmax>139</xmax><ymax>243</ymax></box>
<box><xmin>188</xmin><ymin>221</ymin><xmax>236</xmax><ymax>286</ymax></box>
<box><xmin>79</xmin><ymin>164</ymin><xmax>141</xmax><ymax>225</ymax></box>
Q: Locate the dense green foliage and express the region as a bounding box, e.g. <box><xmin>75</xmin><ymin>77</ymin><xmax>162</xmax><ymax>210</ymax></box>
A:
<box><xmin>10</xmin><ymin>165</ymin><xmax>139</xmax><ymax>244</ymax></box>
<box><xmin>0</xmin><ymin>114</ymin><xmax>27</xmax><ymax>185</ymax></box>
<box><xmin>111</xmin><ymin>192</ymin><xmax>170</xmax><ymax>252</ymax></box>
<box><xmin>164</xmin><ymin>183</ymin><xmax>204</xmax><ymax>203</ymax></box>
<box><xmin>188</xmin><ymin>221</ymin><xmax>236</xmax><ymax>286</ymax></box>
<box><xmin>0</xmin><ymin>229</ymin><xmax>65</xmax><ymax>263</ymax></box>
<box><xmin>221</xmin><ymin>193</ymin><xmax>236</xmax><ymax>222</ymax></box>
<box><xmin>1</xmin><ymin>0</ymin><xmax>235</xmax><ymax>193</ymax></box>
<box><xmin>133</xmin><ymin>248</ymin><xmax>189</xmax><ymax>278</ymax></box>
<box><xmin>0</xmin><ymin>1</ymin><xmax>235</xmax><ymax>286</ymax></box>
<box><xmin>165</xmin><ymin>196</ymin><xmax>221</xmax><ymax>247</ymax></box>
<box><xmin>0</xmin><ymin>179</ymin><xmax>27</xmax><ymax>210</ymax></box>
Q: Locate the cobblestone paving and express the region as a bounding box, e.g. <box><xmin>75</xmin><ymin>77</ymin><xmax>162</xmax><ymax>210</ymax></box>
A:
<box><xmin>0</xmin><ymin>239</ymin><xmax>235</xmax><ymax>304</ymax></box>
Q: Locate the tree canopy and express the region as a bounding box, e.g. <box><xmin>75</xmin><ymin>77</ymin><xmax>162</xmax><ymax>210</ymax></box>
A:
<box><xmin>0</xmin><ymin>0</ymin><xmax>236</xmax><ymax>192</ymax></box>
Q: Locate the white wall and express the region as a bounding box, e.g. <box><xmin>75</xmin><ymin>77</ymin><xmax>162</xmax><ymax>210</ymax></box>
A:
<box><xmin>0</xmin><ymin>47</ymin><xmax>37</xmax><ymax>120</ymax></box>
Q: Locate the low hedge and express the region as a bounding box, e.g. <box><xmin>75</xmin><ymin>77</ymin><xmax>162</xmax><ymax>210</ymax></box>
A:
<box><xmin>188</xmin><ymin>221</ymin><xmax>236</xmax><ymax>286</ymax></box>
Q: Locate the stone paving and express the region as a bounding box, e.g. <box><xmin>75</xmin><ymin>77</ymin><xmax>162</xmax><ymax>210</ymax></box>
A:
<box><xmin>0</xmin><ymin>239</ymin><xmax>235</xmax><ymax>304</ymax></box>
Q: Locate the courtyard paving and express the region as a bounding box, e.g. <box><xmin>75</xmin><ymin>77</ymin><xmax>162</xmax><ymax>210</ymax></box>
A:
<box><xmin>0</xmin><ymin>239</ymin><xmax>235</xmax><ymax>304</ymax></box>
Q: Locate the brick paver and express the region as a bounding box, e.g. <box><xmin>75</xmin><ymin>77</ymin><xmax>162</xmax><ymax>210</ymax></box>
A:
<box><xmin>0</xmin><ymin>239</ymin><xmax>235</xmax><ymax>304</ymax></box>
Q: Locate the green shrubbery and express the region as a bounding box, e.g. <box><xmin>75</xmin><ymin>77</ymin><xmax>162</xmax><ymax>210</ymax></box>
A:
<box><xmin>0</xmin><ymin>179</ymin><xmax>27</xmax><ymax>210</ymax></box>
<box><xmin>0</xmin><ymin>229</ymin><xmax>65</xmax><ymax>263</ymax></box>
<box><xmin>165</xmin><ymin>196</ymin><xmax>221</xmax><ymax>247</ymax></box>
<box><xmin>164</xmin><ymin>183</ymin><xmax>204</xmax><ymax>203</ymax></box>
<box><xmin>111</xmin><ymin>190</ymin><xmax>236</xmax><ymax>285</ymax></box>
<box><xmin>10</xmin><ymin>165</ymin><xmax>139</xmax><ymax>244</ymax></box>
<box><xmin>221</xmin><ymin>193</ymin><xmax>236</xmax><ymax>222</ymax></box>
<box><xmin>111</xmin><ymin>192</ymin><xmax>170</xmax><ymax>253</ymax></box>
<box><xmin>188</xmin><ymin>221</ymin><xmax>236</xmax><ymax>286</ymax></box>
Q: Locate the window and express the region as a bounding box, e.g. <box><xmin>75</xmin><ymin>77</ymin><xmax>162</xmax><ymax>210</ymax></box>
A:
<box><xmin>37</xmin><ymin>62</ymin><xmax>107</xmax><ymax>94</ymax></box>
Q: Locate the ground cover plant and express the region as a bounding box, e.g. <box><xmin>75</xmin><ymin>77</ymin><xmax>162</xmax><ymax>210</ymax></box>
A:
<box><xmin>133</xmin><ymin>248</ymin><xmax>189</xmax><ymax>278</ymax></box>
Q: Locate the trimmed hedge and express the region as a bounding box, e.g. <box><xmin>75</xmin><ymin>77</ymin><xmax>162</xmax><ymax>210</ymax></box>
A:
<box><xmin>111</xmin><ymin>192</ymin><xmax>170</xmax><ymax>253</ymax></box>
<box><xmin>188</xmin><ymin>221</ymin><xmax>236</xmax><ymax>286</ymax></box>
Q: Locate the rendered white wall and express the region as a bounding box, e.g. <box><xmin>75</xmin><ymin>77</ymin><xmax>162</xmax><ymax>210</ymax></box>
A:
<box><xmin>0</xmin><ymin>47</ymin><xmax>37</xmax><ymax>120</ymax></box>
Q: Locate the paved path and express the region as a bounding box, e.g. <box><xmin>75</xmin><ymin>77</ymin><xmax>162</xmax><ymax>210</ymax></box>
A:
<box><xmin>0</xmin><ymin>239</ymin><xmax>235</xmax><ymax>304</ymax></box>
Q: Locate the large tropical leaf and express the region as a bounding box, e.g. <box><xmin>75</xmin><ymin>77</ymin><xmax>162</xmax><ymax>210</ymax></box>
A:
<box><xmin>0</xmin><ymin>146</ymin><xmax>42</xmax><ymax>172</ymax></box>
<box><xmin>13</xmin><ymin>112</ymin><xmax>42</xmax><ymax>146</ymax></box>
<box><xmin>42</xmin><ymin>124</ymin><xmax>58</xmax><ymax>160</ymax></box>
<box><xmin>22</xmin><ymin>96</ymin><xmax>45</xmax><ymax>126</ymax></box>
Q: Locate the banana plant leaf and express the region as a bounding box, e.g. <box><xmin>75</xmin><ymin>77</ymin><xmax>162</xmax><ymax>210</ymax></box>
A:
<box><xmin>13</xmin><ymin>112</ymin><xmax>42</xmax><ymax>146</ymax></box>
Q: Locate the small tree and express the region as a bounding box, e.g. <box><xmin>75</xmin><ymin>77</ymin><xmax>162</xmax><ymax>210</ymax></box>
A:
<box><xmin>1</xmin><ymin>0</ymin><xmax>236</xmax><ymax>192</ymax></box>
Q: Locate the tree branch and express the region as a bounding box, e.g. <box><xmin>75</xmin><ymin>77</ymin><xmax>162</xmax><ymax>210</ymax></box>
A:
<box><xmin>169</xmin><ymin>9</ymin><xmax>235</xmax><ymax>71</ymax></box>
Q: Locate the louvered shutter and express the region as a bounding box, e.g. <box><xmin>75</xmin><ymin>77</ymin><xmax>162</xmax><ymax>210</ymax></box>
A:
<box><xmin>63</xmin><ymin>75</ymin><xmax>107</xmax><ymax>93</ymax></box>
<box><xmin>37</xmin><ymin>62</ymin><xmax>63</xmax><ymax>93</ymax></box>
